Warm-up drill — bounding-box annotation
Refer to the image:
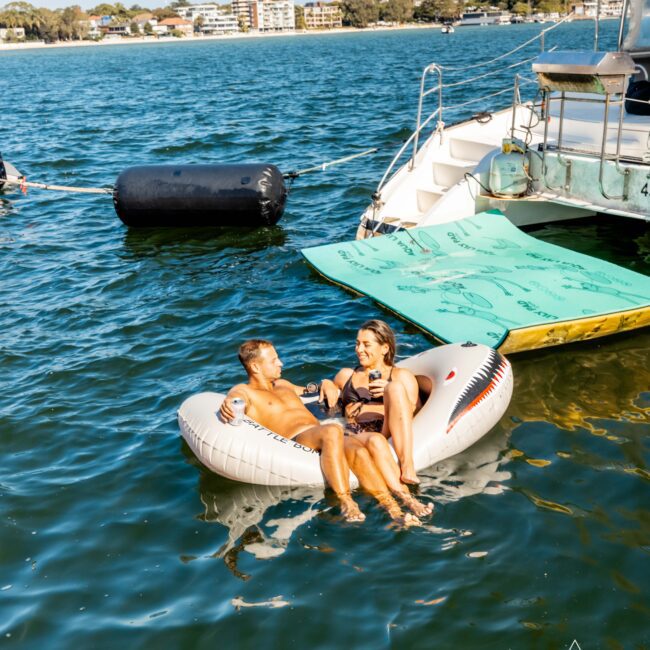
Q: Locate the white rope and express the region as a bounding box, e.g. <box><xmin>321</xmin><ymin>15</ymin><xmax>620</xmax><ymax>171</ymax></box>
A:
<box><xmin>0</xmin><ymin>176</ymin><xmax>113</xmax><ymax>195</ymax></box>
<box><xmin>443</xmin><ymin>54</ymin><xmax>539</xmax><ymax>89</ymax></box>
<box><xmin>445</xmin><ymin>85</ymin><xmax>517</xmax><ymax>111</ymax></box>
<box><xmin>440</xmin><ymin>13</ymin><xmax>574</xmax><ymax>73</ymax></box>
<box><xmin>284</xmin><ymin>148</ymin><xmax>378</xmax><ymax>178</ymax></box>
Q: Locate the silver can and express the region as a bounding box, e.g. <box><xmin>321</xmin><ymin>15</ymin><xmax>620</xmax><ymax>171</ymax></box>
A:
<box><xmin>230</xmin><ymin>398</ymin><xmax>246</xmax><ymax>426</ymax></box>
<box><xmin>369</xmin><ymin>369</ymin><xmax>382</xmax><ymax>381</ymax></box>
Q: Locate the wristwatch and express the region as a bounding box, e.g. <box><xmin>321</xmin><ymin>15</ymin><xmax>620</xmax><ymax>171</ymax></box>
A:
<box><xmin>304</xmin><ymin>381</ymin><xmax>321</xmax><ymax>394</ymax></box>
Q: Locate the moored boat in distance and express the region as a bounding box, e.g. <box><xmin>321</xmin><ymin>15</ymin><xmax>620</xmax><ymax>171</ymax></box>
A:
<box><xmin>459</xmin><ymin>10</ymin><xmax>512</xmax><ymax>25</ymax></box>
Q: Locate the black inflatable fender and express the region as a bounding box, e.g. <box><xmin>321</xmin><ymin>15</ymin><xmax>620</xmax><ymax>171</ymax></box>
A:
<box><xmin>113</xmin><ymin>163</ymin><xmax>287</xmax><ymax>228</ymax></box>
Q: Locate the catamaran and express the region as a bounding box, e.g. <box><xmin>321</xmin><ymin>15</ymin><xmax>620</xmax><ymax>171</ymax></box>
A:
<box><xmin>303</xmin><ymin>1</ymin><xmax>650</xmax><ymax>354</ymax></box>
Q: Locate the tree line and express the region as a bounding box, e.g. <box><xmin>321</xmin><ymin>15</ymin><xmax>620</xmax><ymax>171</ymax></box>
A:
<box><xmin>0</xmin><ymin>1</ymin><xmax>187</xmax><ymax>42</ymax></box>
<box><xmin>339</xmin><ymin>0</ymin><xmax>567</xmax><ymax>27</ymax></box>
<box><xmin>1</xmin><ymin>0</ymin><xmax>569</xmax><ymax>42</ymax></box>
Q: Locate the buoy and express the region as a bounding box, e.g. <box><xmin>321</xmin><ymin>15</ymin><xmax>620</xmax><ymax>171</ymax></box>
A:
<box><xmin>113</xmin><ymin>163</ymin><xmax>287</xmax><ymax>228</ymax></box>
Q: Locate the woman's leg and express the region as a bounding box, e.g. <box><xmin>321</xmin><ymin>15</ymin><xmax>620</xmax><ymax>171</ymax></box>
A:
<box><xmin>358</xmin><ymin>432</ymin><xmax>433</xmax><ymax>517</ymax></box>
<box><xmin>383</xmin><ymin>381</ymin><xmax>419</xmax><ymax>484</ymax></box>
<box><xmin>343</xmin><ymin>436</ymin><xmax>419</xmax><ymax>525</ymax></box>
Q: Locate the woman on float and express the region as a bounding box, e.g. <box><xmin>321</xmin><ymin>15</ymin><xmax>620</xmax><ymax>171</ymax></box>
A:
<box><xmin>320</xmin><ymin>320</ymin><xmax>430</xmax><ymax>515</ymax></box>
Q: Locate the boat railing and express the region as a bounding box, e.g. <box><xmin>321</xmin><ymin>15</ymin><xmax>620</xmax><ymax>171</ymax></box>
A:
<box><xmin>374</xmin><ymin>14</ymin><xmax>574</xmax><ymax>201</ymax></box>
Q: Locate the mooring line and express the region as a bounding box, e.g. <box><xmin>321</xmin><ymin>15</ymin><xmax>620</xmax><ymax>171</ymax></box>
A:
<box><xmin>0</xmin><ymin>176</ymin><xmax>114</xmax><ymax>195</ymax></box>
<box><xmin>283</xmin><ymin>148</ymin><xmax>379</xmax><ymax>179</ymax></box>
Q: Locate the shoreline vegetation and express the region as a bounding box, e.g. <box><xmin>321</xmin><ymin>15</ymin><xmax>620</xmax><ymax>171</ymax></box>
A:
<box><xmin>0</xmin><ymin>23</ymin><xmax>442</xmax><ymax>51</ymax></box>
<box><xmin>0</xmin><ymin>0</ymin><xmax>578</xmax><ymax>53</ymax></box>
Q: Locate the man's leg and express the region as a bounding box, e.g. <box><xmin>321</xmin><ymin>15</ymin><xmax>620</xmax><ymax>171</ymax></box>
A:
<box><xmin>383</xmin><ymin>381</ymin><xmax>419</xmax><ymax>485</ymax></box>
<box><xmin>294</xmin><ymin>424</ymin><xmax>365</xmax><ymax>522</ymax></box>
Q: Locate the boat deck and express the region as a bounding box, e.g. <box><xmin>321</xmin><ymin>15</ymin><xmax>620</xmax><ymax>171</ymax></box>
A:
<box><xmin>303</xmin><ymin>211</ymin><xmax>650</xmax><ymax>353</ymax></box>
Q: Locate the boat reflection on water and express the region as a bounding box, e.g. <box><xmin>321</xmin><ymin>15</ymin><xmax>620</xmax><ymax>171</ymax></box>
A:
<box><xmin>121</xmin><ymin>224</ymin><xmax>286</xmax><ymax>260</ymax></box>
<box><xmin>189</xmin><ymin>420</ymin><xmax>514</xmax><ymax>577</ymax></box>
<box><xmin>509</xmin><ymin>329</ymin><xmax>650</xmax><ymax>436</ymax></box>
<box><xmin>195</xmin><ymin>471</ymin><xmax>323</xmax><ymax>579</ymax></box>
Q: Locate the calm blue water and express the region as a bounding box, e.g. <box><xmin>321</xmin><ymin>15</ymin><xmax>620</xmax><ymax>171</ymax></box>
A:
<box><xmin>1</xmin><ymin>22</ymin><xmax>649</xmax><ymax>649</ymax></box>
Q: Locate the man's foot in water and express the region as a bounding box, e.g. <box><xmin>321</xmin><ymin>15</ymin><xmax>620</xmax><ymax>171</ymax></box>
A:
<box><xmin>340</xmin><ymin>496</ymin><xmax>365</xmax><ymax>522</ymax></box>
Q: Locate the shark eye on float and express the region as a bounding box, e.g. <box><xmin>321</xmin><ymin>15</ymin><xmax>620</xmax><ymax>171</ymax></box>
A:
<box><xmin>444</xmin><ymin>369</ymin><xmax>457</xmax><ymax>383</ymax></box>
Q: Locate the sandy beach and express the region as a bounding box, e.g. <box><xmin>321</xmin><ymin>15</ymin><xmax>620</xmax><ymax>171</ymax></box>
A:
<box><xmin>0</xmin><ymin>23</ymin><xmax>440</xmax><ymax>52</ymax></box>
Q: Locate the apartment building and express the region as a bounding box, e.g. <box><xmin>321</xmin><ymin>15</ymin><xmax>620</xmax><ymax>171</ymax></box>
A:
<box><xmin>176</xmin><ymin>3</ymin><xmax>240</xmax><ymax>34</ymax></box>
<box><xmin>231</xmin><ymin>0</ymin><xmax>295</xmax><ymax>31</ymax></box>
<box><xmin>304</xmin><ymin>2</ymin><xmax>343</xmax><ymax>29</ymax></box>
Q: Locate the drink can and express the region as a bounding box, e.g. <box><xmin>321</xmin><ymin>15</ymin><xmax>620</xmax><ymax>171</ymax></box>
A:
<box><xmin>369</xmin><ymin>369</ymin><xmax>381</xmax><ymax>381</ymax></box>
<box><xmin>230</xmin><ymin>398</ymin><xmax>245</xmax><ymax>426</ymax></box>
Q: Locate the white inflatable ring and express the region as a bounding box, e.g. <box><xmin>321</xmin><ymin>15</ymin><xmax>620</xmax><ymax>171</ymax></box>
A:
<box><xmin>178</xmin><ymin>342</ymin><xmax>513</xmax><ymax>487</ymax></box>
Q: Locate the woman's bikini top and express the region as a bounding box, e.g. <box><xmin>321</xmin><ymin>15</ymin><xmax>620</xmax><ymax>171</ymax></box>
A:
<box><xmin>339</xmin><ymin>367</ymin><xmax>394</xmax><ymax>409</ymax></box>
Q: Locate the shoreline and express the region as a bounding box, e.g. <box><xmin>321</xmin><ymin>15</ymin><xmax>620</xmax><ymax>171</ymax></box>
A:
<box><xmin>0</xmin><ymin>23</ymin><xmax>441</xmax><ymax>52</ymax></box>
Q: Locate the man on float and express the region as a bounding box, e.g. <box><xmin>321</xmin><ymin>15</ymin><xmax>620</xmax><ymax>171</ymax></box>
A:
<box><xmin>220</xmin><ymin>339</ymin><xmax>425</xmax><ymax>525</ymax></box>
<box><xmin>220</xmin><ymin>339</ymin><xmax>364</xmax><ymax>522</ymax></box>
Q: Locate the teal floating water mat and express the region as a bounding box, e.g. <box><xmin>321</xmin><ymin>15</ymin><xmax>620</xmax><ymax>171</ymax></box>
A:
<box><xmin>301</xmin><ymin>211</ymin><xmax>650</xmax><ymax>353</ymax></box>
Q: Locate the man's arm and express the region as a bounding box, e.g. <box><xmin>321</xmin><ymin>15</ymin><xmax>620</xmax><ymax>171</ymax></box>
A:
<box><xmin>220</xmin><ymin>384</ymin><xmax>250</xmax><ymax>423</ymax></box>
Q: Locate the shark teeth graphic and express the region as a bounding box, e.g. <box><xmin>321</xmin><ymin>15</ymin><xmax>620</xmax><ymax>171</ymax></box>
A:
<box><xmin>447</xmin><ymin>349</ymin><xmax>510</xmax><ymax>433</ymax></box>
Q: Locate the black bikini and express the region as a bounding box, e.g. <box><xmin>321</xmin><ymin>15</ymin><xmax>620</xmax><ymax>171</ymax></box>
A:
<box><xmin>340</xmin><ymin>368</ymin><xmax>393</xmax><ymax>434</ymax></box>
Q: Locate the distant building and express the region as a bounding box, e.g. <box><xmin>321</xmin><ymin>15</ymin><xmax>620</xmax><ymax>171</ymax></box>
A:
<box><xmin>104</xmin><ymin>23</ymin><xmax>132</xmax><ymax>38</ymax></box>
<box><xmin>83</xmin><ymin>15</ymin><xmax>103</xmax><ymax>37</ymax></box>
<box><xmin>156</xmin><ymin>17</ymin><xmax>194</xmax><ymax>36</ymax></box>
<box><xmin>231</xmin><ymin>0</ymin><xmax>295</xmax><ymax>31</ymax></box>
<box><xmin>232</xmin><ymin>0</ymin><xmax>255</xmax><ymax>29</ymax></box>
<box><xmin>304</xmin><ymin>2</ymin><xmax>342</xmax><ymax>29</ymax></box>
<box><xmin>131</xmin><ymin>12</ymin><xmax>158</xmax><ymax>34</ymax></box>
<box><xmin>176</xmin><ymin>4</ymin><xmax>239</xmax><ymax>34</ymax></box>
<box><xmin>569</xmin><ymin>0</ymin><xmax>623</xmax><ymax>17</ymax></box>
<box><xmin>256</xmin><ymin>0</ymin><xmax>295</xmax><ymax>31</ymax></box>
<box><xmin>0</xmin><ymin>27</ymin><xmax>26</xmax><ymax>41</ymax></box>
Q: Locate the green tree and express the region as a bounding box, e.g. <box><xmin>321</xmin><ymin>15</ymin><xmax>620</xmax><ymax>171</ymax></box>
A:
<box><xmin>511</xmin><ymin>1</ymin><xmax>529</xmax><ymax>13</ymax></box>
<box><xmin>35</xmin><ymin>7</ymin><xmax>62</xmax><ymax>42</ymax></box>
<box><xmin>91</xmin><ymin>3</ymin><xmax>116</xmax><ymax>15</ymax></box>
<box><xmin>153</xmin><ymin>7</ymin><xmax>179</xmax><ymax>19</ymax></box>
<box><xmin>0</xmin><ymin>1</ymin><xmax>39</xmax><ymax>35</ymax></box>
<box><xmin>340</xmin><ymin>0</ymin><xmax>379</xmax><ymax>27</ymax></box>
<box><xmin>130</xmin><ymin>19</ymin><xmax>139</xmax><ymax>33</ymax></box>
<box><xmin>237</xmin><ymin>13</ymin><xmax>248</xmax><ymax>31</ymax></box>
<box><xmin>414</xmin><ymin>0</ymin><xmax>459</xmax><ymax>21</ymax></box>
<box><xmin>193</xmin><ymin>13</ymin><xmax>204</xmax><ymax>32</ymax></box>
<box><xmin>380</xmin><ymin>0</ymin><xmax>413</xmax><ymax>23</ymax></box>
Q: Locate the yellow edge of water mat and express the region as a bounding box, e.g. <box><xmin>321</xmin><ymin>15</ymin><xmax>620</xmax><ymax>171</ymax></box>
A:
<box><xmin>498</xmin><ymin>305</ymin><xmax>650</xmax><ymax>354</ymax></box>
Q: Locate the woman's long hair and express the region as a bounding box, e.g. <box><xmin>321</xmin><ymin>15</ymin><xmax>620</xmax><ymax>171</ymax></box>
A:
<box><xmin>359</xmin><ymin>319</ymin><xmax>396</xmax><ymax>366</ymax></box>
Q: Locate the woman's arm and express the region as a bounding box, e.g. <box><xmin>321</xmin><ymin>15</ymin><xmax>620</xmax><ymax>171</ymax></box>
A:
<box><xmin>318</xmin><ymin>368</ymin><xmax>353</xmax><ymax>408</ymax></box>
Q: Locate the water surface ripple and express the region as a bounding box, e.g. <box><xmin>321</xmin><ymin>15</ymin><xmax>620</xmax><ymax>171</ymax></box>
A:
<box><xmin>1</xmin><ymin>23</ymin><xmax>648</xmax><ymax>649</ymax></box>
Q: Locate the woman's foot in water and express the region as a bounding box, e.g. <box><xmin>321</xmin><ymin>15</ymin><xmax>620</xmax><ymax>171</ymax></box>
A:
<box><xmin>377</xmin><ymin>493</ymin><xmax>422</xmax><ymax>527</ymax></box>
<box><xmin>396</xmin><ymin>490</ymin><xmax>434</xmax><ymax>518</ymax></box>
<box><xmin>400</xmin><ymin>467</ymin><xmax>420</xmax><ymax>486</ymax></box>
<box><xmin>339</xmin><ymin>496</ymin><xmax>365</xmax><ymax>522</ymax></box>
